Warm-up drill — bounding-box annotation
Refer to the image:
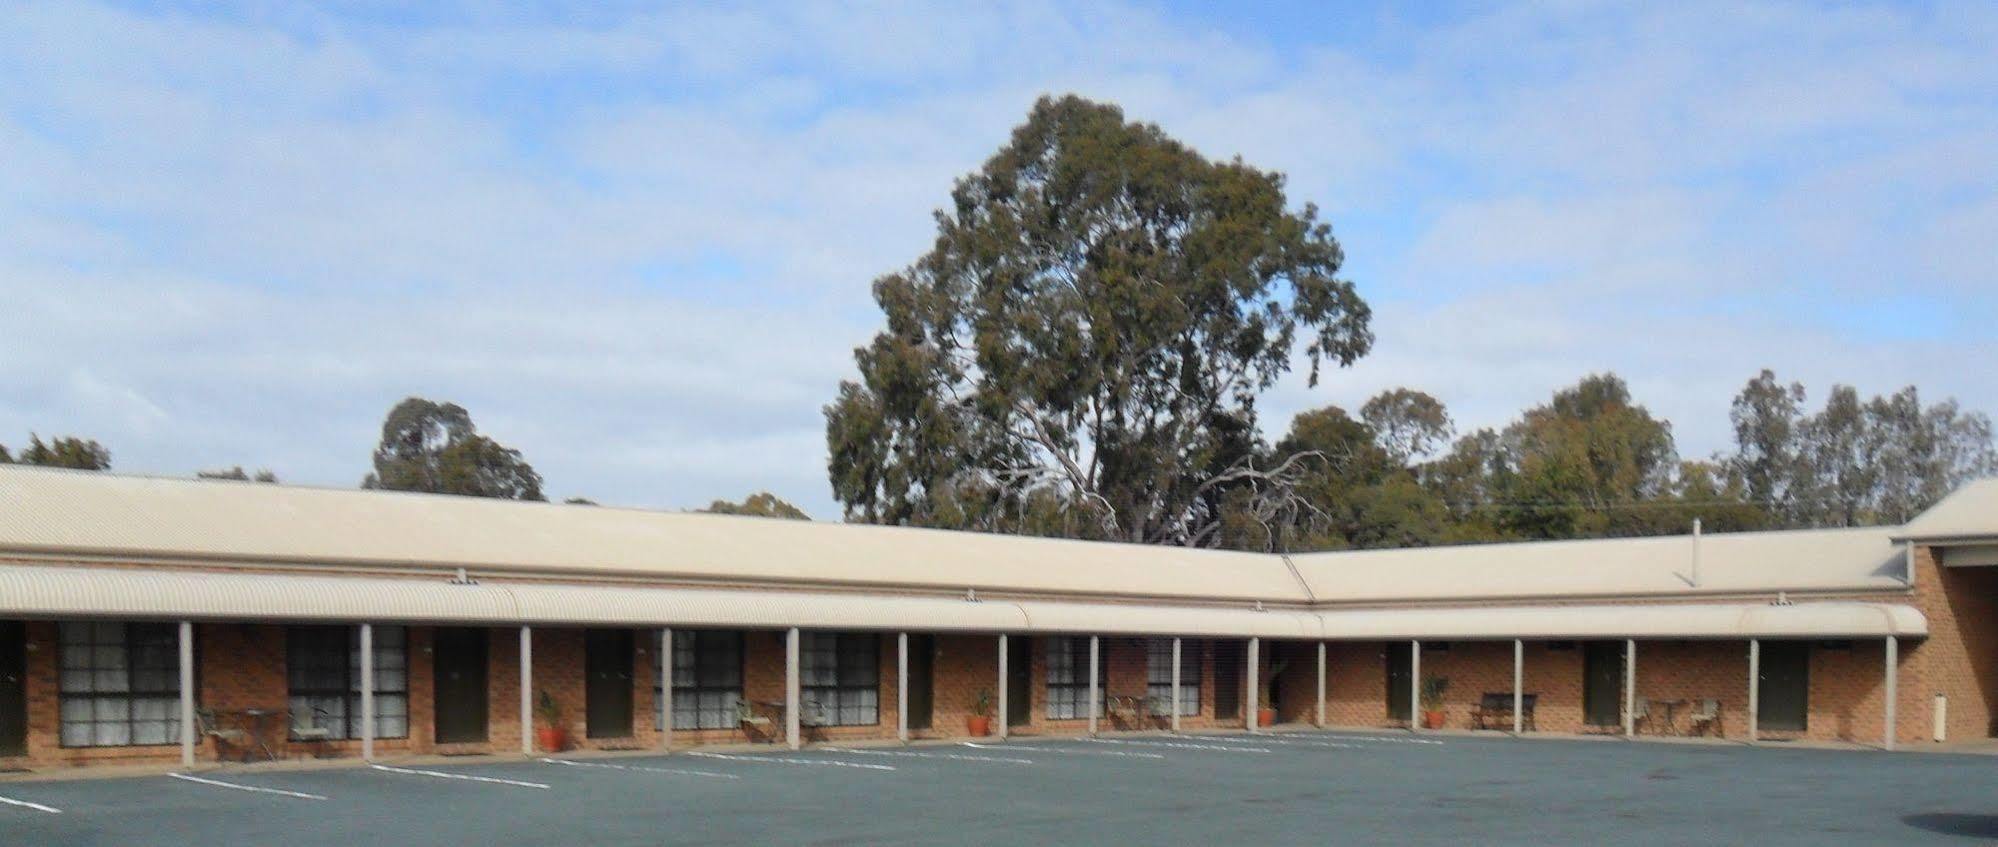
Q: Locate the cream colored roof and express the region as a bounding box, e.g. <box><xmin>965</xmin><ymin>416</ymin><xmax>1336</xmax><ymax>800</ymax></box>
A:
<box><xmin>1288</xmin><ymin>526</ymin><xmax>1908</xmax><ymax>603</ymax></box>
<box><xmin>1895</xmin><ymin>477</ymin><xmax>1998</xmax><ymax>543</ymax></box>
<box><xmin>1315</xmin><ymin>601</ymin><xmax>1926</xmax><ymax>639</ymax></box>
<box><xmin>0</xmin><ymin>466</ymin><xmax>1297</xmax><ymax>604</ymax></box>
<box><xmin>0</xmin><ymin>564</ymin><xmax>1924</xmax><ymax>639</ymax></box>
<box><xmin>0</xmin><ymin>465</ymin><xmax>1951</xmax><ymax>608</ymax></box>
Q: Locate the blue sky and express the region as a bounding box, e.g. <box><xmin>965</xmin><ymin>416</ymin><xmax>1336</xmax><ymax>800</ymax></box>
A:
<box><xmin>2</xmin><ymin>1</ymin><xmax>1994</xmax><ymax>516</ymax></box>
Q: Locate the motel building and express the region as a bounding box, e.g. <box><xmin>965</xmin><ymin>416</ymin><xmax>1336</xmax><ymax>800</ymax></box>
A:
<box><xmin>1</xmin><ymin>464</ymin><xmax>1996</xmax><ymax>773</ymax></box>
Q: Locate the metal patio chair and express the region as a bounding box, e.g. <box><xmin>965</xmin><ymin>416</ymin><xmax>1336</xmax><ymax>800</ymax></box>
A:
<box><xmin>1686</xmin><ymin>699</ymin><xmax>1722</xmax><ymax>737</ymax></box>
<box><xmin>195</xmin><ymin>708</ymin><xmax>249</xmax><ymax>761</ymax></box>
<box><xmin>289</xmin><ymin>706</ymin><xmax>336</xmax><ymax>758</ymax></box>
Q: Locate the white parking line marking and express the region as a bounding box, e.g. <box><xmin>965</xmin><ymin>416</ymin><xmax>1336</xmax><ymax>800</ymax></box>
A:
<box><xmin>1170</xmin><ymin>733</ymin><xmax>1360</xmax><ymax>749</ymax></box>
<box><xmin>684</xmin><ymin>751</ymin><xmax>895</xmax><ymax>771</ymax></box>
<box><xmin>969</xmin><ymin>741</ymin><xmax>1166</xmax><ymax>759</ymax></box>
<box><xmin>820</xmin><ymin>746</ymin><xmax>1035</xmax><ymax>765</ymax></box>
<box><xmin>1275</xmin><ymin>732</ymin><xmax>1444</xmax><ymax>746</ymax></box>
<box><xmin>1083</xmin><ymin>737</ymin><xmax>1272</xmax><ymax>753</ymax></box>
<box><xmin>0</xmin><ymin>793</ymin><xmax>62</xmax><ymax>814</ymax></box>
<box><xmin>168</xmin><ymin>773</ymin><xmax>328</xmax><ymax>800</ymax></box>
<box><xmin>370</xmin><ymin>763</ymin><xmax>551</xmax><ymax>788</ymax></box>
<box><xmin>538</xmin><ymin>757</ymin><xmax>740</xmax><ymax>779</ymax></box>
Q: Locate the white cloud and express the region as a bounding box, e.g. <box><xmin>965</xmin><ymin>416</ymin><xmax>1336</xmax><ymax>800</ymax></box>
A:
<box><xmin>1</xmin><ymin>0</ymin><xmax>1993</xmax><ymax>518</ymax></box>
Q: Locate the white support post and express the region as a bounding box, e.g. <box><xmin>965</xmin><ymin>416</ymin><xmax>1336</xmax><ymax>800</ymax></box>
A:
<box><xmin>1513</xmin><ymin>639</ymin><xmax>1524</xmax><ymax>735</ymax></box>
<box><xmin>997</xmin><ymin>634</ymin><xmax>1009</xmax><ymax>741</ymax></box>
<box><xmin>1884</xmin><ymin>636</ymin><xmax>1899</xmax><ymax>751</ymax></box>
<box><xmin>1748</xmin><ymin>639</ymin><xmax>1760</xmax><ymax>742</ymax></box>
<box><xmin>178</xmin><ymin>621</ymin><xmax>194</xmax><ymax>767</ymax></box>
<box><xmin>1624</xmin><ymin>639</ymin><xmax>1637</xmax><ymax>738</ymax></box>
<box><xmin>1087</xmin><ymin>635</ymin><xmax>1100</xmax><ymax>736</ymax></box>
<box><xmin>897</xmin><ymin>632</ymin><xmax>910</xmax><ymax>743</ymax></box>
<box><xmin>360</xmin><ymin>623</ymin><xmax>375</xmax><ymax>761</ymax></box>
<box><xmin>1171</xmin><ymin>637</ymin><xmax>1183</xmax><ymax>733</ymax></box>
<box><xmin>1409</xmin><ymin>640</ymin><xmax>1421</xmax><ymax>732</ymax></box>
<box><xmin>785</xmin><ymin>628</ymin><xmax>802</xmax><ymax>750</ymax></box>
<box><xmin>520</xmin><ymin>626</ymin><xmax>533</xmax><ymax>755</ymax></box>
<box><xmin>659</xmin><ymin>628</ymin><xmax>673</xmax><ymax>751</ymax></box>
<box><xmin>1246</xmin><ymin>637</ymin><xmax>1261</xmax><ymax>733</ymax></box>
<box><xmin>1315</xmin><ymin>641</ymin><xmax>1327</xmax><ymax>728</ymax></box>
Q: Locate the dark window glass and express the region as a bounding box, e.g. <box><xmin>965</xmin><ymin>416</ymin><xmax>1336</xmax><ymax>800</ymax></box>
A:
<box><xmin>285</xmin><ymin>626</ymin><xmax>409</xmax><ymax>741</ymax></box>
<box><xmin>801</xmin><ymin>633</ymin><xmax>879</xmax><ymax>726</ymax></box>
<box><xmin>58</xmin><ymin>622</ymin><xmax>182</xmax><ymax>747</ymax></box>
<box><xmin>661</xmin><ymin>631</ymin><xmax>744</xmax><ymax>730</ymax></box>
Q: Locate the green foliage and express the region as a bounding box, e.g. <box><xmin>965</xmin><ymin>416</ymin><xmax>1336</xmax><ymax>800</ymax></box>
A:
<box><xmin>1419</xmin><ymin>676</ymin><xmax>1449</xmax><ymax>710</ymax></box>
<box><xmin>1723</xmin><ymin>373</ymin><xmax>1998</xmax><ymax>527</ymax></box>
<box><xmin>702</xmin><ymin>492</ymin><xmax>810</xmax><ymax>520</ymax></box>
<box><xmin>199</xmin><ymin>466</ymin><xmax>278</xmax><ymax>483</ymax></box>
<box><xmin>7</xmin><ymin>435</ymin><xmax>111</xmax><ymax>470</ymax></box>
<box><xmin>361</xmin><ymin>397</ymin><xmax>545</xmax><ymax>500</ymax></box>
<box><xmin>825</xmin><ymin>95</ymin><xmax>1372</xmax><ymax>546</ymax></box>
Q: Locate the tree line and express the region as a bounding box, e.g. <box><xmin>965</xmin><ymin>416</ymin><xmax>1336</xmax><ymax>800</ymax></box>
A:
<box><xmin>822</xmin><ymin>95</ymin><xmax>1997</xmax><ymax>551</ymax></box>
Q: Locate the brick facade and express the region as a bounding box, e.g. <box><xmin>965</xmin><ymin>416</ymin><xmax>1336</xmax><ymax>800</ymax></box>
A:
<box><xmin>4</xmin><ymin>543</ymin><xmax>1995</xmax><ymax>773</ymax></box>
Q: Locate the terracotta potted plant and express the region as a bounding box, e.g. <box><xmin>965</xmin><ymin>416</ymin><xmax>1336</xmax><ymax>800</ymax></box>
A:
<box><xmin>1419</xmin><ymin>677</ymin><xmax>1449</xmax><ymax>729</ymax></box>
<box><xmin>1257</xmin><ymin>658</ymin><xmax>1290</xmax><ymax>727</ymax></box>
<box><xmin>535</xmin><ymin>690</ymin><xmax>568</xmax><ymax>752</ymax></box>
<box><xmin>966</xmin><ymin>688</ymin><xmax>994</xmax><ymax>737</ymax></box>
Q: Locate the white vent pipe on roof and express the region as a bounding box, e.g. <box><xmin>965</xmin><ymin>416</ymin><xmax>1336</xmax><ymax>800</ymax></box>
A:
<box><xmin>1691</xmin><ymin>517</ymin><xmax>1702</xmax><ymax>587</ymax></box>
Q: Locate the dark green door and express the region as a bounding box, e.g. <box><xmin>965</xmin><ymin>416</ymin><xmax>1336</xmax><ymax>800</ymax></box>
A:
<box><xmin>1583</xmin><ymin>641</ymin><xmax>1624</xmax><ymax>727</ymax></box>
<box><xmin>586</xmin><ymin>629</ymin><xmax>634</xmax><ymax>738</ymax></box>
<box><xmin>1385</xmin><ymin>642</ymin><xmax>1412</xmax><ymax>722</ymax></box>
<box><xmin>1758</xmin><ymin>642</ymin><xmax>1810</xmax><ymax>732</ymax></box>
<box><xmin>1006</xmin><ymin>636</ymin><xmax>1032</xmax><ymax>727</ymax></box>
<box><xmin>433</xmin><ymin>628</ymin><xmax>489</xmax><ymax>744</ymax></box>
<box><xmin>0</xmin><ymin>622</ymin><xmax>24</xmax><ymax>757</ymax></box>
<box><xmin>1216</xmin><ymin>640</ymin><xmax>1245</xmax><ymax>719</ymax></box>
<box><xmin>907</xmin><ymin>635</ymin><xmax>935</xmax><ymax>730</ymax></box>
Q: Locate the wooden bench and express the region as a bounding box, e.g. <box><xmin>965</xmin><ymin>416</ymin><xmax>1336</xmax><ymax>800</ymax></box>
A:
<box><xmin>1469</xmin><ymin>692</ymin><xmax>1537</xmax><ymax>731</ymax></box>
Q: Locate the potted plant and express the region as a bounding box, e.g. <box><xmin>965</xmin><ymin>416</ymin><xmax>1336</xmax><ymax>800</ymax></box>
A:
<box><xmin>967</xmin><ymin>688</ymin><xmax>994</xmax><ymax>736</ymax></box>
<box><xmin>1257</xmin><ymin>658</ymin><xmax>1290</xmax><ymax>727</ymax></box>
<box><xmin>1419</xmin><ymin>677</ymin><xmax>1450</xmax><ymax>729</ymax></box>
<box><xmin>535</xmin><ymin>690</ymin><xmax>568</xmax><ymax>752</ymax></box>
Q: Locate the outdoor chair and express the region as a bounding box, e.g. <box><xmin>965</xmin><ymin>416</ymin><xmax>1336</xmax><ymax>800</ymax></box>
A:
<box><xmin>736</xmin><ymin>698</ymin><xmax>778</xmax><ymax>743</ymax></box>
<box><xmin>288</xmin><ymin>706</ymin><xmax>336</xmax><ymax>758</ymax></box>
<box><xmin>1469</xmin><ymin>693</ymin><xmax>1511</xmax><ymax>730</ymax></box>
<box><xmin>195</xmin><ymin>708</ymin><xmax>248</xmax><ymax>761</ymax></box>
<box><xmin>1687</xmin><ymin>699</ymin><xmax>1721</xmax><ymax>737</ymax></box>
<box><xmin>1519</xmin><ymin>694</ymin><xmax>1538</xmax><ymax>732</ymax></box>
<box><xmin>1629</xmin><ymin>699</ymin><xmax>1651</xmax><ymax>734</ymax></box>
<box><xmin>799</xmin><ymin>700</ymin><xmax>829</xmax><ymax>742</ymax></box>
<box><xmin>1107</xmin><ymin>695</ymin><xmax>1147</xmax><ymax>730</ymax></box>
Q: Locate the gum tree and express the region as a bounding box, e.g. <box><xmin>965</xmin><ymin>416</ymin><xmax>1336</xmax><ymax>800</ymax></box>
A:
<box><xmin>825</xmin><ymin>96</ymin><xmax>1372</xmax><ymax>546</ymax></box>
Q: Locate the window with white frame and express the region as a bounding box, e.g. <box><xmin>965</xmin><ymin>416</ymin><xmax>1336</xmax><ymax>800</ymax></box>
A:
<box><xmin>58</xmin><ymin>622</ymin><xmax>181</xmax><ymax>747</ymax></box>
<box><xmin>1146</xmin><ymin>638</ymin><xmax>1201</xmax><ymax>716</ymax></box>
<box><xmin>285</xmin><ymin>625</ymin><xmax>409</xmax><ymax>741</ymax></box>
<box><xmin>661</xmin><ymin>631</ymin><xmax>743</xmax><ymax>730</ymax></box>
<box><xmin>801</xmin><ymin>633</ymin><xmax>879</xmax><ymax>726</ymax></box>
<box><xmin>1044</xmin><ymin>636</ymin><xmax>1106</xmax><ymax>719</ymax></box>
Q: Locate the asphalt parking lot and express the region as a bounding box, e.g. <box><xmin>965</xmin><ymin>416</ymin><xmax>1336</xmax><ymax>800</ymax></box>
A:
<box><xmin>3</xmin><ymin>731</ymin><xmax>1994</xmax><ymax>846</ymax></box>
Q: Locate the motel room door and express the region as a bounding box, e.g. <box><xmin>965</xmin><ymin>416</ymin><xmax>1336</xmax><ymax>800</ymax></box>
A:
<box><xmin>0</xmin><ymin>622</ymin><xmax>23</xmax><ymax>757</ymax></box>
<box><xmin>1385</xmin><ymin>642</ymin><xmax>1412</xmax><ymax>723</ymax></box>
<box><xmin>1757</xmin><ymin>642</ymin><xmax>1810</xmax><ymax>732</ymax></box>
<box><xmin>907</xmin><ymin>635</ymin><xmax>935</xmax><ymax>731</ymax></box>
<box><xmin>1583</xmin><ymin>641</ymin><xmax>1624</xmax><ymax>727</ymax></box>
<box><xmin>1006</xmin><ymin>636</ymin><xmax>1032</xmax><ymax>728</ymax></box>
<box><xmin>586</xmin><ymin>629</ymin><xmax>634</xmax><ymax>738</ymax></box>
<box><xmin>433</xmin><ymin>628</ymin><xmax>490</xmax><ymax>744</ymax></box>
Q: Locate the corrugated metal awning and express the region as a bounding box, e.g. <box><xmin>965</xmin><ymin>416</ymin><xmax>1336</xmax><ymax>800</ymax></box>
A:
<box><xmin>0</xmin><ymin>564</ymin><xmax>1926</xmax><ymax>639</ymax></box>
<box><xmin>1315</xmin><ymin>602</ymin><xmax>1927</xmax><ymax>639</ymax></box>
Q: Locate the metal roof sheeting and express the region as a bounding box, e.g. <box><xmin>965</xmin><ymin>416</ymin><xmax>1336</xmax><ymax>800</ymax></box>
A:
<box><xmin>1288</xmin><ymin>527</ymin><xmax>1912</xmax><ymax>603</ymax></box>
<box><xmin>0</xmin><ymin>466</ymin><xmax>1298</xmax><ymax>603</ymax></box>
<box><xmin>1315</xmin><ymin>602</ymin><xmax>1927</xmax><ymax>640</ymax></box>
<box><xmin>0</xmin><ymin>466</ymin><xmax>1959</xmax><ymax>607</ymax></box>
<box><xmin>1895</xmin><ymin>477</ymin><xmax>1998</xmax><ymax>543</ymax></box>
<box><xmin>0</xmin><ymin>565</ymin><xmax>1926</xmax><ymax>639</ymax></box>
